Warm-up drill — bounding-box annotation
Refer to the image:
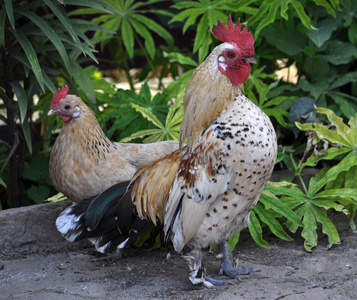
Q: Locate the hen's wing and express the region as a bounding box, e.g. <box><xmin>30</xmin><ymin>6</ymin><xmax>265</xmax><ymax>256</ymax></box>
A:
<box><xmin>164</xmin><ymin>129</ymin><xmax>231</xmax><ymax>251</ymax></box>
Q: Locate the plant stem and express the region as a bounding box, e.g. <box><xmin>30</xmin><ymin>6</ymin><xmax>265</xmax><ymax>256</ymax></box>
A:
<box><xmin>290</xmin><ymin>153</ymin><xmax>308</xmax><ymax>194</ymax></box>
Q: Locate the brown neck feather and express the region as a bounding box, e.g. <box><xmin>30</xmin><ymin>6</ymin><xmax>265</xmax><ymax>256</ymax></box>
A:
<box><xmin>179</xmin><ymin>58</ymin><xmax>241</xmax><ymax>151</ymax></box>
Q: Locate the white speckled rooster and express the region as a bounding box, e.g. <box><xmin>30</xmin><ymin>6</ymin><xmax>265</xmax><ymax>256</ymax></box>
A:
<box><xmin>56</xmin><ymin>16</ymin><xmax>277</xmax><ymax>287</ymax></box>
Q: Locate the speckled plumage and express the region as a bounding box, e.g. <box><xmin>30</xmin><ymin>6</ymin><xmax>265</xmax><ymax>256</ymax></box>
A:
<box><xmin>49</xmin><ymin>95</ymin><xmax>178</xmax><ymax>202</ymax></box>
<box><xmin>55</xmin><ymin>17</ymin><xmax>278</xmax><ymax>287</ymax></box>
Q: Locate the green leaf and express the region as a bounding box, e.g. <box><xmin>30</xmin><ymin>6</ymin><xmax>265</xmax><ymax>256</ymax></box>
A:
<box><xmin>193</xmin><ymin>13</ymin><xmax>208</xmax><ymax>54</ymax></box>
<box><xmin>260</xmin><ymin>191</ymin><xmax>304</xmax><ymax>227</ymax></box>
<box><xmin>323</xmin><ymin>40</ymin><xmax>357</xmax><ymax>65</ymax></box>
<box><xmin>301</xmin><ymin>204</ymin><xmax>318</xmax><ymax>252</ymax></box>
<box><xmin>227</xmin><ymin>231</ymin><xmax>240</xmax><ymax>251</ymax></box>
<box><xmin>306</xmin><ymin>17</ymin><xmax>336</xmax><ymax>47</ymax></box>
<box><xmin>121</xmin><ymin>18</ymin><xmax>134</xmax><ymax>58</ymax></box>
<box><xmin>163</xmin><ymin>52</ymin><xmax>198</xmax><ymax>67</ymax></box>
<box><xmin>296</xmin><ymin>122</ymin><xmax>351</xmax><ymax>147</ymax></box>
<box><xmin>0</xmin><ymin>7</ymin><xmax>6</xmax><ymax>47</ymax></box>
<box><xmin>255</xmin><ymin>0</ymin><xmax>279</xmax><ymax>37</ymax></box>
<box><xmin>129</xmin><ymin>18</ymin><xmax>155</xmax><ymax>59</ymax></box>
<box><xmin>329</xmin><ymin>72</ymin><xmax>357</xmax><ymax>90</ymax></box>
<box><xmin>130</xmin><ymin>103</ymin><xmax>164</xmax><ymax>129</ymax></box>
<box><xmin>21</xmin><ymin>118</ymin><xmax>32</xmax><ymax>154</ymax></box>
<box><xmin>291</xmin><ymin>0</ymin><xmax>317</xmax><ymax>30</ymax></box>
<box><xmin>9</xmin><ymin>28</ymin><xmax>44</xmax><ymax>91</ymax></box>
<box><xmin>16</xmin><ymin>8</ymin><xmax>72</xmax><ymax>74</ymax></box>
<box><xmin>311</xmin><ymin>205</ymin><xmax>340</xmax><ymax>248</ymax></box>
<box><xmin>4</xmin><ymin>0</ymin><xmax>15</xmax><ymax>29</ymax></box>
<box><xmin>70</xmin><ymin>59</ymin><xmax>96</xmax><ymax>103</ymax></box>
<box><xmin>315</xmin><ymin>188</ymin><xmax>357</xmax><ymax>203</ymax></box>
<box><xmin>248</xmin><ymin>210</ymin><xmax>270</xmax><ymax>248</ymax></box>
<box><xmin>261</xmin><ymin>30</ymin><xmax>306</xmax><ymax>56</ymax></box>
<box><xmin>254</xmin><ymin>202</ymin><xmax>293</xmax><ymax>241</ymax></box>
<box><xmin>311</xmin><ymin>0</ymin><xmax>337</xmax><ymax>18</ymax></box>
<box><xmin>10</xmin><ymin>81</ymin><xmax>28</xmax><ymax>124</ymax></box>
<box><xmin>308</xmin><ymin>156</ymin><xmax>357</xmax><ymax>197</ymax></box>
<box><xmin>133</xmin><ymin>14</ymin><xmax>173</xmax><ymax>46</ymax></box>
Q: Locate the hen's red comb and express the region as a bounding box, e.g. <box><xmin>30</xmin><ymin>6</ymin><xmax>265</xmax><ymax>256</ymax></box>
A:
<box><xmin>212</xmin><ymin>15</ymin><xmax>254</xmax><ymax>50</ymax></box>
<box><xmin>51</xmin><ymin>85</ymin><xmax>69</xmax><ymax>108</ymax></box>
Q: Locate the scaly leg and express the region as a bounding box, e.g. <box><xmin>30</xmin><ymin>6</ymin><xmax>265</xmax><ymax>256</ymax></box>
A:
<box><xmin>218</xmin><ymin>239</ymin><xmax>255</xmax><ymax>278</ymax></box>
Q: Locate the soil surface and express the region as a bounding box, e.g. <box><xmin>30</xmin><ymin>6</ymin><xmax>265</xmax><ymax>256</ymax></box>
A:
<box><xmin>0</xmin><ymin>201</ymin><xmax>356</xmax><ymax>300</ymax></box>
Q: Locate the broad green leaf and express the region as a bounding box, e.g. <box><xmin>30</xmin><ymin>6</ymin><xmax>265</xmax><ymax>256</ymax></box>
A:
<box><xmin>316</xmin><ymin>107</ymin><xmax>351</xmax><ymax>138</ymax></box>
<box><xmin>306</xmin><ymin>17</ymin><xmax>336</xmax><ymax>47</ymax></box>
<box><xmin>163</xmin><ymin>52</ymin><xmax>198</xmax><ymax>67</ymax></box>
<box><xmin>121</xmin><ymin>19</ymin><xmax>134</xmax><ymax>58</ymax></box>
<box><xmin>10</xmin><ymin>82</ymin><xmax>28</xmax><ymax>124</ymax></box>
<box><xmin>300</xmin><ymin>147</ymin><xmax>351</xmax><ymax>170</ymax></box>
<box><xmin>260</xmin><ymin>191</ymin><xmax>304</xmax><ymax>227</ymax></box>
<box><xmin>296</xmin><ymin>122</ymin><xmax>351</xmax><ymax>147</ymax></box>
<box><xmin>301</xmin><ymin>204</ymin><xmax>318</xmax><ymax>252</ymax></box>
<box><xmin>193</xmin><ymin>13</ymin><xmax>208</xmax><ymax>54</ymax></box>
<box><xmin>311</xmin><ymin>205</ymin><xmax>340</xmax><ymax>248</ymax></box>
<box><xmin>4</xmin><ymin>0</ymin><xmax>15</xmax><ymax>29</ymax></box>
<box><xmin>129</xmin><ymin>18</ymin><xmax>155</xmax><ymax>59</ymax></box>
<box><xmin>182</xmin><ymin>8</ymin><xmax>205</xmax><ymax>33</ymax></box>
<box><xmin>0</xmin><ymin>177</ymin><xmax>6</xmax><ymax>188</ymax></box>
<box><xmin>254</xmin><ymin>202</ymin><xmax>293</xmax><ymax>241</ymax></box>
<box><xmin>315</xmin><ymin>188</ymin><xmax>357</xmax><ymax>203</ymax></box>
<box><xmin>9</xmin><ymin>28</ymin><xmax>44</xmax><ymax>91</ymax></box>
<box><xmin>345</xmin><ymin>165</ymin><xmax>357</xmax><ymax>189</ymax></box>
<box><xmin>308</xmin><ymin>156</ymin><xmax>357</xmax><ymax>196</ymax></box>
<box><xmin>227</xmin><ymin>231</ymin><xmax>240</xmax><ymax>251</ymax></box>
<box><xmin>323</xmin><ymin>40</ymin><xmax>357</xmax><ymax>65</ymax></box>
<box><xmin>330</xmin><ymin>72</ymin><xmax>357</xmax><ymax>90</ymax></box>
<box><xmin>265</xmin><ymin>182</ymin><xmax>310</xmax><ymax>200</ymax></box>
<box><xmin>248</xmin><ymin>0</ymin><xmax>270</xmax><ymax>26</ymax></box>
<box><xmin>248</xmin><ymin>210</ymin><xmax>270</xmax><ymax>248</ymax></box>
<box><xmin>291</xmin><ymin>0</ymin><xmax>316</xmax><ymax>30</ymax></box>
<box><xmin>261</xmin><ymin>30</ymin><xmax>306</xmax><ymax>56</ymax></box>
<box><xmin>255</xmin><ymin>0</ymin><xmax>279</xmax><ymax>37</ymax></box>
<box><xmin>310</xmin><ymin>198</ymin><xmax>344</xmax><ymax>211</ymax></box>
<box><xmin>130</xmin><ymin>103</ymin><xmax>164</xmax><ymax>129</ymax></box>
<box><xmin>133</xmin><ymin>14</ymin><xmax>173</xmax><ymax>46</ymax></box>
<box><xmin>328</xmin><ymin>92</ymin><xmax>357</xmax><ymax>119</ymax></box>
<box><xmin>286</xmin><ymin>203</ymin><xmax>306</xmax><ymax>233</ymax></box>
<box><xmin>311</xmin><ymin>0</ymin><xmax>337</xmax><ymax>17</ymax></box>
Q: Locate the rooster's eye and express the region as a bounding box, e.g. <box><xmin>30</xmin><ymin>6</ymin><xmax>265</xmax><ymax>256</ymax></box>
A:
<box><xmin>227</xmin><ymin>52</ymin><xmax>235</xmax><ymax>58</ymax></box>
<box><xmin>64</xmin><ymin>105</ymin><xmax>70</xmax><ymax>110</ymax></box>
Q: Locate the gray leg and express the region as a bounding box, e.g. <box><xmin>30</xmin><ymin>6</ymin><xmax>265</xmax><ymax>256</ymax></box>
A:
<box><xmin>218</xmin><ymin>240</ymin><xmax>255</xmax><ymax>278</ymax></box>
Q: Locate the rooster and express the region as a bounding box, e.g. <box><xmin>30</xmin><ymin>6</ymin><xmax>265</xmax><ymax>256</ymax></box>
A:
<box><xmin>48</xmin><ymin>85</ymin><xmax>178</xmax><ymax>202</ymax></box>
<box><xmin>56</xmin><ymin>16</ymin><xmax>277</xmax><ymax>286</ymax></box>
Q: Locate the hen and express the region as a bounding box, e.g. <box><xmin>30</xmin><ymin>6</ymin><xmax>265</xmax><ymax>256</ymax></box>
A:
<box><xmin>48</xmin><ymin>85</ymin><xmax>178</xmax><ymax>202</ymax></box>
<box><xmin>56</xmin><ymin>16</ymin><xmax>277</xmax><ymax>286</ymax></box>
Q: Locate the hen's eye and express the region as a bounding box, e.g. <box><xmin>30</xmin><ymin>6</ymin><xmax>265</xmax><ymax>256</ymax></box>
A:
<box><xmin>227</xmin><ymin>52</ymin><xmax>235</xmax><ymax>58</ymax></box>
<box><xmin>64</xmin><ymin>105</ymin><xmax>70</xmax><ymax>110</ymax></box>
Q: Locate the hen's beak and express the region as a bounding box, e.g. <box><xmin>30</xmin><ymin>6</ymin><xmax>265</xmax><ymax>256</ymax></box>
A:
<box><xmin>48</xmin><ymin>108</ymin><xmax>58</xmax><ymax>116</ymax></box>
<box><xmin>243</xmin><ymin>57</ymin><xmax>256</xmax><ymax>64</ymax></box>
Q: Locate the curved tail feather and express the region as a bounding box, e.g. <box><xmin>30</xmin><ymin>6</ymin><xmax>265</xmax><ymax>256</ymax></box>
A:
<box><xmin>56</xmin><ymin>181</ymin><xmax>152</xmax><ymax>253</ymax></box>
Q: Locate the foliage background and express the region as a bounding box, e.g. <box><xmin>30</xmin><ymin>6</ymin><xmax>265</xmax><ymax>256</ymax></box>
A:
<box><xmin>0</xmin><ymin>0</ymin><xmax>356</xmax><ymax>251</ymax></box>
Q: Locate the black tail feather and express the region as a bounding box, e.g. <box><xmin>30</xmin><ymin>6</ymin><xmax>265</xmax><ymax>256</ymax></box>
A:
<box><xmin>56</xmin><ymin>181</ymin><xmax>152</xmax><ymax>253</ymax></box>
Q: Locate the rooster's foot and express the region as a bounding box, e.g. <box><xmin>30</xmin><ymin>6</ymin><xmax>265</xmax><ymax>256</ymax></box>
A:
<box><xmin>218</xmin><ymin>239</ymin><xmax>257</xmax><ymax>279</ymax></box>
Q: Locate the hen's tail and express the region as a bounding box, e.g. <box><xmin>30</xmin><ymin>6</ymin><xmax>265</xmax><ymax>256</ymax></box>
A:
<box><xmin>56</xmin><ymin>181</ymin><xmax>151</xmax><ymax>253</ymax></box>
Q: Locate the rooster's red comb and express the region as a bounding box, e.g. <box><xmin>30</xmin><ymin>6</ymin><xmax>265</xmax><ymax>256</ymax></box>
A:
<box><xmin>212</xmin><ymin>15</ymin><xmax>254</xmax><ymax>50</ymax></box>
<box><xmin>51</xmin><ymin>85</ymin><xmax>69</xmax><ymax>108</ymax></box>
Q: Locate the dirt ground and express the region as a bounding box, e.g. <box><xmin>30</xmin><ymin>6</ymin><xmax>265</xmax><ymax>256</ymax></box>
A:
<box><xmin>0</xmin><ymin>201</ymin><xmax>356</xmax><ymax>300</ymax></box>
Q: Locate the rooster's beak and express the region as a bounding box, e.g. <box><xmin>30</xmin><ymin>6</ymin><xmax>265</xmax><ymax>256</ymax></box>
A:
<box><xmin>243</xmin><ymin>57</ymin><xmax>256</xmax><ymax>64</ymax></box>
<box><xmin>48</xmin><ymin>108</ymin><xmax>58</xmax><ymax>116</ymax></box>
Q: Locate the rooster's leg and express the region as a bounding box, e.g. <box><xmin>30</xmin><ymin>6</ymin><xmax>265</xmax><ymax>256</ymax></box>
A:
<box><xmin>218</xmin><ymin>239</ymin><xmax>256</xmax><ymax>278</ymax></box>
<box><xmin>184</xmin><ymin>249</ymin><xmax>230</xmax><ymax>287</ymax></box>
